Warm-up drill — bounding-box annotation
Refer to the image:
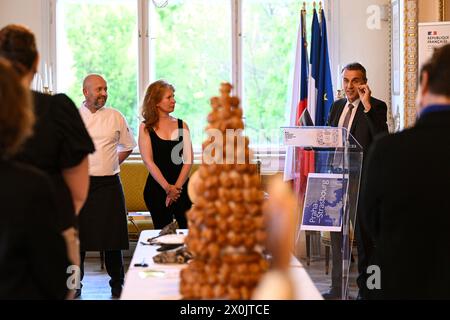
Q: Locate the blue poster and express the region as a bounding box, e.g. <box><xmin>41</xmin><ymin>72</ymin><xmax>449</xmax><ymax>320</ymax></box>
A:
<box><xmin>301</xmin><ymin>173</ymin><xmax>347</xmax><ymax>231</ymax></box>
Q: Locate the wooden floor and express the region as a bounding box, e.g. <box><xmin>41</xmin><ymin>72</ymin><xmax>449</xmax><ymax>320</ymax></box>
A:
<box><xmin>300</xmin><ymin>257</ymin><xmax>359</xmax><ymax>299</ymax></box>
<box><xmin>77</xmin><ymin>253</ymin><xmax>358</xmax><ymax>300</ymax></box>
<box><xmin>75</xmin><ymin>256</ymin><xmax>131</xmax><ymax>300</ymax></box>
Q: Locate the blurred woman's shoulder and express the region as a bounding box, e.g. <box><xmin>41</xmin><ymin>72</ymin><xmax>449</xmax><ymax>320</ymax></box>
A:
<box><xmin>32</xmin><ymin>91</ymin><xmax>78</xmax><ymax>116</ymax></box>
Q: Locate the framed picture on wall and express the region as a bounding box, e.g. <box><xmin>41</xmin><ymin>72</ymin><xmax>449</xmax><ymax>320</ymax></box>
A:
<box><xmin>392</xmin><ymin>0</ymin><xmax>401</xmax><ymax>95</ymax></box>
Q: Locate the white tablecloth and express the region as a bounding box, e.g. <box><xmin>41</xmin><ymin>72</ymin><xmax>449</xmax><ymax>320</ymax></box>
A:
<box><xmin>121</xmin><ymin>230</ymin><xmax>323</xmax><ymax>300</ymax></box>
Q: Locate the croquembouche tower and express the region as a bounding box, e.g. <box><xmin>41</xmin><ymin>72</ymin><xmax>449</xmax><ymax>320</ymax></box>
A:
<box><xmin>180</xmin><ymin>83</ymin><xmax>268</xmax><ymax>299</ymax></box>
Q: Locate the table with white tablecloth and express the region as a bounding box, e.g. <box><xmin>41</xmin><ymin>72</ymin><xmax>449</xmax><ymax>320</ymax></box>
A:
<box><xmin>121</xmin><ymin>230</ymin><xmax>323</xmax><ymax>300</ymax></box>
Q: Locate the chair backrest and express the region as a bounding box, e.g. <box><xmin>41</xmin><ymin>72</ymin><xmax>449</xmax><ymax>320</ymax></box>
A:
<box><xmin>119</xmin><ymin>161</ymin><xmax>149</xmax><ymax>212</ymax></box>
<box><xmin>120</xmin><ymin>161</ymin><xmax>201</xmax><ymax>213</ymax></box>
<box><xmin>190</xmin><ymin>163</ymin><xmax>200</xmax><ymax>176</ymax></box>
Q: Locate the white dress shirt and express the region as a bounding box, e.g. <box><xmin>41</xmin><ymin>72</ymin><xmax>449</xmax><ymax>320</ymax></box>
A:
<box><xmin>338</xmin><ymin>98</ymin><xmax>360</xmax><ymax>131</ymax></box>
<box><xmin>80</xmin><ymin>103</ymin><xmax>136</xmax><ymax>176</ymax></box>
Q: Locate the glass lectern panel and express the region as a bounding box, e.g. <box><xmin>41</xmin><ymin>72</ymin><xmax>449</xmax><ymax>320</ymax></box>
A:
<box><xmin>282</xmin><ymin>126</ymin><xmax>363</xmax><ymax>300</ymax></box>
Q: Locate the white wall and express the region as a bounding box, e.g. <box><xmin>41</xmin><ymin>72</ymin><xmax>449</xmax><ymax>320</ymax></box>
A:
<box><xmin>333</xmin><ymin>0</ymin><xmax>391</xmax><ymax>116</ymax></box>
<box><xmin>0</xmin><ymin>0</ymin><xmax>52</xmax><ymax>83</ymax></box>
<box><xmin>0</xmin><ymin>0</ymin><xmax>45</xmax><ymax>55</ymax></box>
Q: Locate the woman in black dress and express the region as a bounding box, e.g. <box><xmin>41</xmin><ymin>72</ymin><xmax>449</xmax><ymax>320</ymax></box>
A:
<box><xmin>139</xmin><ymin>80</ymin><xmax>193</xmax><ymax>229</ymax></box>
<box><xmin>0</xmin><ymin>59</ymin><xmax>70</xmax><ymax>299</ymax></box>
<box><xmin>0</xmin><ymin>25</ymin><xmax>95</xmax><ymax>268</ymax></box>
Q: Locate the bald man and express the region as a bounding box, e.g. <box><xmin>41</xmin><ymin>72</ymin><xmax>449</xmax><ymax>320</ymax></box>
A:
<box><xmin>77</xmin><ymin>74</ymin><xmax>136</xmax><ymax>299</ymax></box>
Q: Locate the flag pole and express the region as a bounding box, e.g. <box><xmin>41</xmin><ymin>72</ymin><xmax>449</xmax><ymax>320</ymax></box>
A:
<box><xmin>319</xmin><ymin>2</ymin><xmax>323</xmax><ymax>24</ymax></box>
<box><xmin>302</xmin><ymin>2</ymin><xmax>306</xmax><ymax>39</ymax></box>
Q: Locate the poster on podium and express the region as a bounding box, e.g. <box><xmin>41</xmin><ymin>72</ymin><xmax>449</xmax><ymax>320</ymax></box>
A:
<box><xmin>300</xmin><ymin>173</ymin><xmax>348</xmax><ymax>232</ymax></box>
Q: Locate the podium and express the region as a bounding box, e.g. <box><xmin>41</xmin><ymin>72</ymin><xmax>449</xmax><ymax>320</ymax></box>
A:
<box><xmin>282</xmin><ymin>126</ymin><xmax>363</xmax><ymax>299</ymax></box>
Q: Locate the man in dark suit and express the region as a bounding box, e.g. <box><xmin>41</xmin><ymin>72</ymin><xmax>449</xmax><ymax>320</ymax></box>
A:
<box><xmin>323</xmin><ymin>63</ymin><xmax>388</xmax><ymax>299</ymax></box>
<box><xmin>327</xmin><ymin>63</ymin><xmax>388</xmax><ymax>152</ymax></box>
<box><xmin>360</xmin><ymin>44</ymin><xmax>450</xmax><ymax>299</ymax></box>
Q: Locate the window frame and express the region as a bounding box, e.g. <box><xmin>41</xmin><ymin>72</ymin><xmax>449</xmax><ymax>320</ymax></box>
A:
<box><xmin>46</xmin><ymin>0</ymin><xmax>334</xmax><ymax>171</ymax></box>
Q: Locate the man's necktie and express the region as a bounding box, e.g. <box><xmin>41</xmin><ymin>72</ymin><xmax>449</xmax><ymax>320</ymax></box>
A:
<box><xmin>342</xmin><ymin>104</ymin><xmax>355</xmax><ymax>129</ymax></box>
<box><xmin>332</xmin><ymin>104</ymin><xmax>355</xmax><ymax>170</ymax></box>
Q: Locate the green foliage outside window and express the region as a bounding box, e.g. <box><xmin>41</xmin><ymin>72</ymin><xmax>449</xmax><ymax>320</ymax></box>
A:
<box><xmin>64</xmin><ymin>3</ymin><xmax>139</xmax><ymax>132</ymax></box>
<box><xmin>61</xmin><ymin>0</ymin><xmax>314</xmax><ymax>146</ymax></box>
<box><xmin>242</xmin><ymin>1</ymin><xmax>303</xmax><ymax>145</ymax></box>
<box><xmin>152</xmin><ymin>1</ymin><xmax>231</xmax><ymax>146</ymax></box>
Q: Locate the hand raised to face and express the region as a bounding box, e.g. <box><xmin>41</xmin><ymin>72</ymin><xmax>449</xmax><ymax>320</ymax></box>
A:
<box><xmin>357</xmin><ymin>84</ymin><xmax>372</xmax><ymax>112</ymax></box>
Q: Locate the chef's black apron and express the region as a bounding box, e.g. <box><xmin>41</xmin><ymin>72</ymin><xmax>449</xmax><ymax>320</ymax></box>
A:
<box><xmin>78</xmin><ymin>175</ymin><xmax>129</xmax><ymax>251</ymax></box>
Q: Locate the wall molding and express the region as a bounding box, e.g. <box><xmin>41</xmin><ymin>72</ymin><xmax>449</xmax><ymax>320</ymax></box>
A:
<box><xmin>387</xmin><ymin>2</ymin><xmax>395</xmax><ymax>132</ymax></box>
<box><xmin>439</xmin><ymin>0</ymin><xmax>445</xmax><ymax>21</ymax></box>
<box><xmin>404</xmin><ymin>0</ymin><xmax>418</xmax><ymax>128</ymax></box>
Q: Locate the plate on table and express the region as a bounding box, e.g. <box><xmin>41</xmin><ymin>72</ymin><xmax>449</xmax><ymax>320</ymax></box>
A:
<box><xmin>150</xmin><ymin>234</ymin><xmax>186</xmax><ymax>245</ymax></box>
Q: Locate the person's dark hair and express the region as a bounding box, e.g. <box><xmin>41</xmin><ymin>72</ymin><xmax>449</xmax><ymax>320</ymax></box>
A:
<box><xmin>0</xmin><ymin>58</ymin><xmax>34</xmax><ymax>157</ymax></box>
<box><xmin>342</xmin><ymin>62</ymin><xmax>367</xmax><ymax>82</ymax></box>
<box><xmin>0</xmin><ymin>24</ymin><xmax>38</xmax><ymax>77</ymax></box>
<box><xmin>419</xmin><ymin>44</ymin><xmax>450</xmax><ymax>98</ymax></box>
<box><xmin>141</xmin><ymin>80</ymin><xmax>175</xmax><ymax>132</ymax></box>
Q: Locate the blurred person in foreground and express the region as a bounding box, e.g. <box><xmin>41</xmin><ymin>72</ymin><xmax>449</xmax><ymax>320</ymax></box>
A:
<box><xmin>360</xmin><ymin>44</ymin><xmax>450</xmax><ymax>299</ymax></box>
<box><xmin>0</xmin><ymin>24</ymin><xmax>95</xmax><ymax>277</ymax></box>
<box><xmin>0</xmin><ymin>58</ymin><xmax>70</xmax><ymax>299</ymax></box>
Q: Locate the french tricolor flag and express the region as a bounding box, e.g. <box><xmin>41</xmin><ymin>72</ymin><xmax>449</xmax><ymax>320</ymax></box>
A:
<box><xmin>284</xmin><ymin>8</ymin><xmax>309</xmax><ymax>181</ymax></box>
<box><xmin>297</xmin><ymin>11</ymin><xmax>309</xmax><ymax>125</ymax></box>
<box><xmin>307</xmin><ymin>8</ymin><xmax>321</xmax><ymax>125</ymax></box>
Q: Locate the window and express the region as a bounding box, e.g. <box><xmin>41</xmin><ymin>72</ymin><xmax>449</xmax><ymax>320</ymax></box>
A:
<box><xmin>150</xmin><ymin>0</ymin><xmax>231</xmax><ymax>146</ymax></box>
<box><xmin>56</xmin><ymin>0</ymin><xmax>139</xmax><ymax>130</ymax></box>
<box><xmin>53</xmin><ymin>0</ymin><xmax>319</xmax><ymax>153</ymax></box>
<box><xmin>242</xmin><ymin>0</ymin><xmax>302</xmax><ymax>146</ymax></box>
